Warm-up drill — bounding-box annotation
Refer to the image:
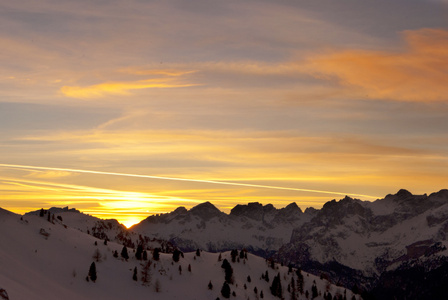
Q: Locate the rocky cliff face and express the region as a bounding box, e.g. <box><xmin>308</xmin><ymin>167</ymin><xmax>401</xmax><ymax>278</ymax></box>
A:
<box><xmin>132</xmin><ymin>201</ymin><xmax>311</xmax><ymax>256</ymax></box>
<box><xmin>277</xmin><ymin>189</ymin><xmax>448</xmax><ymax>296</ymax></box>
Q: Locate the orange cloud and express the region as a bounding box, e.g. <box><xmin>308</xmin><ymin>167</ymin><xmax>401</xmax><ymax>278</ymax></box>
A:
<box><xmin>61</xmin><ymin>77</ymin><xmax>198</xmax><ymax>99</ymax></box>
<box><xmin>305</xmin><ymin>28</ymin><xmax>448</xmax><ymax>102</ymax></box>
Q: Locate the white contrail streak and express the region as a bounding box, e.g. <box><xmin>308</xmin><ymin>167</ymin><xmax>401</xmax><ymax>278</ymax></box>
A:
<box><xmin>0</xmin><ymin>163</ymin><xmax>379</xmax><ymax>199</ymax></box>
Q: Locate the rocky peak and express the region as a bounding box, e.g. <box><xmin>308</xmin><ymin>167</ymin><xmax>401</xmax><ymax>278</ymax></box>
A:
<box><xmin>277</xmin><ymin>202</ymin><xmax>302</xmax><ymax>215</ymax></box>
<box><xmin>317</xmin><ymin>196</ymin><xmax>370</xmax><ymax>225</ymax></box>
<box><xmin>396</xmin><ymin>189</ymin><xmax>413</xmax><ymax>198</ymax></box>
<box><xmin>230</xmin><ymin>202</ymin><xmax>278</xmax><ymax>221</ymax></box>
<box><xmin>273</xmin><ymin>202</ymin><xmax>303</xmax><ymax>223</ymax></box>
<box><xmin>189</xmin><ymin>202</ymin><xmax>222</xmax><ymax>220</ymax></box>
<box><xmin>172</xmin><ymin>206</ymin><xmax>188</xmax><ymax>215</ymax></box>
<box><xmin>230</xmin><ymin>202</ymin><xmax>263</xmax><ymax>220</ymax></box>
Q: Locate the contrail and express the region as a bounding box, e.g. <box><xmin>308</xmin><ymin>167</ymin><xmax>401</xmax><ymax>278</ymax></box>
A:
<box><xmin>0</xmin><ymin>163</ymin><xmax>379</xmax><ymax>199</ymax></box>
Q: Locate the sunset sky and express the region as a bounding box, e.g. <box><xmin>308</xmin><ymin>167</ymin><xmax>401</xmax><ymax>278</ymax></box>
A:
<box><xmin>1</xmin><ymin>0</ymin><xmax>448</xmax><ymax>227</ymax></box>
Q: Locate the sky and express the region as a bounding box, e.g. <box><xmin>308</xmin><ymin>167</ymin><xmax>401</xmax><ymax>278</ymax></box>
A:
<box><xmin>1</xmin><ymin>0</ymin><xmax>448</xmax><ymax>227</ymax></box>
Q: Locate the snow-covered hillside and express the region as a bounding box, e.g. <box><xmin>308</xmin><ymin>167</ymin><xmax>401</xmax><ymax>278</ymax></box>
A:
<box><xmin>0</xmin><ymin>207</ymin><xmax>358</xmax><ymax>300</ymax></box>
<box><xmin>131</xmin><ymin>201</ymin><xmax>313</xmax><ymax>256</ymax></box>
<box><xmin>26</xmin><ymin>206</ymin><xmax>174</xmax><ymax>251</ymax></box>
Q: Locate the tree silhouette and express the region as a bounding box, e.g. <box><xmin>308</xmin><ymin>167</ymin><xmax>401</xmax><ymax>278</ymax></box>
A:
<box><xmin>221</xmin><ymin>259</ymin><xmax>233</xmax><ymax>284</ymax></box>
<box><xmin>141</xmin><ymin>260</ymin><xmax>152</xmax><ymax>285</ymax></box>
<box><xmin>270</xmin><ymin>273</ymin><xmax>282</xmax><ymax>298</ymax></box>
<box><xmin>153</xmin><ymin>248</ymin><xmax>160</xmax><ymax>261</ymax></box>
<box><xmin>172</xmin><ymin>249</ymin><xmax>181</xmax><ymax>262</ymax></box>
<box><xmin>133</xmin><ymin>267</ymin><xmax>138</xmax><ymax>281</ymax></box>
<box><xmin>92</xmin><ymin>248</ymin><xmax>102</xmax><ymax>262</ymax></box>
<box><xmin>135</xmin><ymin>244</ymin><xmax>143</xmax><ymax>260</ymax></box>
<box><xmin>221</xmin><ymin>281</ymin><xmax>231</xmax><ymax>298</ymax></box>
<box><xmin>230</xmin><ymin>249</ymin><xmax>238</xmax><ymax>262</ymax></box>
<box><xmin>121</xmin><ymin>245</ymin><xmax>129</xmax><ymax>260</ymax></box>
<box><xmin>311</xmin><ymin>283</ymin><xmax>318</xmax><ymax>299</ymax></box>
<box><xmin>88</xmin><ymin>262</ymin><xmax>97</xmax><ymax>282</ymax></box>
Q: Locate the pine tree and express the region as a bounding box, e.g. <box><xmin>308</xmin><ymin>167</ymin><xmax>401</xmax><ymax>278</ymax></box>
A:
<box><xmin>92</xmin><ymin>248</ymin><xmax>102</xmax><ymax>262</ymax></box>
<box><xmin>260</xmin><ymin>290</ymin><xmax>264</xmax><ymax>298</ymax></box>
<box><xmin>141</xmin><ymin>260</ymin><xmax>152</xmax><ymax>285</ymax></box>
<box><xmin>113</xmin><ymin>250</ymin><xmax>118</xmax><ymax>258</ymax></box>
<box><xmin>221</xmin><ymin>281</ymin><xmax>231</xmax><ymax>298</ymax></box>
<box><xmin>218</xmin><ymin>253</ymin><xmax>222</xmax><ymax>261</ymax></box>
<box><xmin>135</xmin><ymin>244</ymin><xmax>143</xmax><ymax>260</ymax></box>
<box><xmin>288</xmin><ymin>263</ymin><xmax>293</xmax><ymax>273</ymax></box>
<box><xmin>230</xmin><ymin>249</ymin><xmax>238</xmax><ymax>262</ymax></box>
<box><xmin>142</xmin><ymin>250</ymin><xmax>148</xmax><ymax>260</ymax></box>
<box><xmin>265</xmin><ymin>270</ymin><xmax>270</xmax><ymax>282</ymax></box>
<box><xmin>88</xmin><ymin>262</ymin><xmax>97</xmax><ymax>282</ymax></box>
<box><xmin>39</xmin><ymin>208</ymin><xmax>45</xmax><ymax>217</ymax></box>
<box><xmin>172</xmin><ymin>249</ymin><xmax>181</xmax><ymax>262</ymax></box>
<box><xmin>153</xmin><ymin>248</ymin><xmax>160</xmax><ymax>261</ymax></box>
<box><xmin>311</xmin><ymin>284</ymin><xmax>318</xmax><ymax>299</ymax></box>
<box><xmin>247</xmin><ymin>275</ymin><xmax>251</xmax><ymax>282</ymax></box>
<box><xmin>270</xmin><ymin>273</ymin><xmax>282</xmax><ymax>298</ymax></box>
<box><xmin>188</xmin><ymin>264</ymin><xmax>192</xmax><ymax>272</ymax></box>
<box><xmin>121</xmin><ymin>245</ymin><xmax>129</xmax><ymax>260</ymax></box>
<box><xmin>221</xmin><ymin>259</ymin><xmax>233</xmax><ymax>284</ymax></box>
<box><xmin>208</xmin><ymin>280</ymin><xmax>213</xmax><ymax>290</ymax></box>
<box><xmin>196</xmin><ymin>249</ymin><xmax>201</xmax><ymax>256</ymax></box>
<box><xmin>154</xmin><ymin>279</ymin><xmax>161</xmax><ymax>292</ymax></box>
<box><xmin>133</xmin><ymin>267</ymin><xmax>138</xmax><ymax>281</ymax></box>
<box><xmin>290</xmin><ymin>276</ymin><xmax>297</xmax><ymax>300</ymax></box>
<box><xmin>296</xmin><ymin>269</ymin><xmax>304</xmax><ymax>294</ymax></box>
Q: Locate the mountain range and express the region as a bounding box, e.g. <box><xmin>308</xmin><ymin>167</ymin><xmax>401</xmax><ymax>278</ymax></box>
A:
<box><xmin>0</xmin><ymin>205</ymin><xmax>355</xmax><ymax>300</ymax></box>
<box><xmin>2</xmin><ymin>189</ymin><xmax>448</xmax><ymax>299</ymax></box>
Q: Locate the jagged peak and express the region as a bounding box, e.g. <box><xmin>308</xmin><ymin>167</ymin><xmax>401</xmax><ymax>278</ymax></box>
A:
<box><xmin>190</xmin><ymin>201</ymin><xmax>219</xmax><ymax>212</ymax></box>
<box><xmin>396</xmin><ymin>189</ymin><xmax>413</xmax><ymax>198</ymax></box>
<box><xmin>304</xmin><ymin>207</ymin><xmax>318</xmax><ymax>214</ymax></box>
<box><xmin>342</xmin><ymin>195</ymin><xmax>354</xmax><ymax>201</ymax></box>
<box><xmin>429</xmin><ymin>189</ymin><xmax>448</xmax><ymax>198</ymax></box>
<box><xmin>189</xmin><ymin>202</ymin><xmax>222</xmax><ymax>220</ymax></box>
<box><xmin>284</xmin><ymin>202</ymin><xmax>300</xmax><ymax>210</ymax></box>
<box><xmin>230</xmin><ymin>202</ymin><xmax>263</xmax><ymax>216</ymax></box>
<box><xmin>281</xmin><ymin>202</ymin><xmax>302</xmax><ymax>214</ymax></box>
<box><xmin>173</xmin><ymin>206</ymin><xmax>188</xmax><ymax>214</ymax></box>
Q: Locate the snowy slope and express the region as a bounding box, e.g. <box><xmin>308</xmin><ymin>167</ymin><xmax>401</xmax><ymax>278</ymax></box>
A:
<box><xmin>25</xmin><ymin>207</ymin><xmax>174</xmax><ymax>251</ymax></box>
<box><xmin>0</xmin><ymin>207</ymin><xmax>359</xmax><ymax>300</ymax></box>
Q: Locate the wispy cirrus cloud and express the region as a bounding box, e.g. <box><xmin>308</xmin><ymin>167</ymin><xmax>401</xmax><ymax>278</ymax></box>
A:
<box><xmin>60</xmin><ymin>71</ymin><xmax>199</xmax><ymax>99</ymax></box>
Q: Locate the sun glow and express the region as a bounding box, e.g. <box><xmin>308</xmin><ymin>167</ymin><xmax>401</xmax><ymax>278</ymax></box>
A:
<box><xmin>0</xmin><ymin>175</ymin><xmax>201</xmax><ymax>227</ymax></box>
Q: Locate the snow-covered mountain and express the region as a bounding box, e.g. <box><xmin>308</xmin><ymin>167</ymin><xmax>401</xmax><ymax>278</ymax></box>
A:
<box><xmin>130</xmin><ymin>189</ymin><xmax>448</xmax><ymax>299</ymax></box>
<box><xmin>277</xmin><ymin>189</ymin><xmax>448</xmax><ymax>298</ymax></box>
<box><xmin>0</xmin><ymin>207</ymin><xmax>356</xmax><ymax>300</ymax></box>
<box><xmin>26</xmin><ymin>206</ymin><xmax>174</xmax><ymax>251</ymax></box>
<box><xmin>131</xmin><ymin>201</ymin><xmax>313</xmax><ymax>256</ymax></box>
